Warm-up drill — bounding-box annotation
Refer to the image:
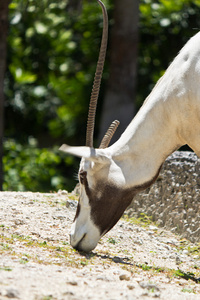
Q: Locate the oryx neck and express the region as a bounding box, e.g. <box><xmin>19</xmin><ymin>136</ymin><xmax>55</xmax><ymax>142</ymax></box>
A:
<box><xmin>109</xmin><ymin>88</ymin><xmax>183</xmax><ymax>187</ymax></box>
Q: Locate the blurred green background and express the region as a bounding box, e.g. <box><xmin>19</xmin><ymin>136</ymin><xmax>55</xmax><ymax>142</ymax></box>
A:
<box><xmin>2</xmin><ymin>0</ymin><xmax>200</xmax><ymax>192</ymax></box>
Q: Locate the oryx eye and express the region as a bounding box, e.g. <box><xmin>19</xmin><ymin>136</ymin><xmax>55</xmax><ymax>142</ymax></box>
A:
<box><xmin>79</xmin><ymin>170</ymin><xmax>87</xmax><ymax>185</ymax></box>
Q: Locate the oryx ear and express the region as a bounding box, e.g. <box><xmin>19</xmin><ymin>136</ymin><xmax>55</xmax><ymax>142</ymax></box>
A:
<box><xmin>59</xmin><ymin>144</ymin><xmax>111</xmax><ymax>163</ymax></box>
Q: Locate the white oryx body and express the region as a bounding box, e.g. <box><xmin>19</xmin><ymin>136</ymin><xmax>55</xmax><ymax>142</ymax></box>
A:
<box><xmin>60</xmin><ymin>1</ymin><xmax>200</xmax><ymax>252</ymax></box>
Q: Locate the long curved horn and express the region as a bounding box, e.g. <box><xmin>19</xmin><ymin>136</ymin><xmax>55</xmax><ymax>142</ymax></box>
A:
<box><xmin>99</xmin><ymin>120</ymin><xmax>120</xmax><ymax>149</ymax></box>
<box><xmin>86</xmin><ymin>0</ymin><xmax>108</xmax><ymax>147</ymax></box>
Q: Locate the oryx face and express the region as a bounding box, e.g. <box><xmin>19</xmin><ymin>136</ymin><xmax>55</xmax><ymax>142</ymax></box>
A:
<box><xmin>69</xmin><ymin>159</ymin><xmax>136</xmax><ymax>252</ymax></box>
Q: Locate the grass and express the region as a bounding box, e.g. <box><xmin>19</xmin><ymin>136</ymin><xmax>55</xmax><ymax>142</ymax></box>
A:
<box><xmin>0</xmin><ymin>266</ymin><xmax>12</xmax><ymax>271</ymax></box>
<box><xmin>123</xmin><ymin>213</ymin><xmax>158</xmax><ymax>228</ymax></box>
<box><xmin>187</xmin><ymin>244</ymin><xmax>200</xmax><ymax>257</ymax></box>
<box><xmin>0</xmin><ymin>242</ymin><xmax>12</xmax><ymax>251</ymax></box>
<box><xmin>1</xmin><ymin>227</ymin><xmax>200</xmax><ymax>294</ymax></box>
<box><xmin>41</xmin><ymin>296</ymin><xmax>54</xmax><ymax>300</ymax></box>
<box><xmin>107</xmin><ymin>238</ymin><xmax>117</xmax><ymax>245</ymax></box>
<box><xmin>133</xmin><ymin>263</ymin><xmax>200</xmax><ymax>286</ymax></box>
<box><xmin>174</xmin><ymin>269</ymin><xmax>200</xmax><ymax>283</ymax></box>
<box><xmin>0</xmin><ymin>228</ymin><xmax>99</xmax><ymax>270</ymax></box>
<box><xmin>181</xmin><ymin>288</ymin><xmax>196</xmax><ymax>293</ymax></box>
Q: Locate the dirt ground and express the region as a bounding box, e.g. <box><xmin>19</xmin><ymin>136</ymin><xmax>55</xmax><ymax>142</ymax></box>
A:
<box><xmin>0</xmin><ymin>191</ymin><xmax>199</xmax><ymax>300</ymax></box>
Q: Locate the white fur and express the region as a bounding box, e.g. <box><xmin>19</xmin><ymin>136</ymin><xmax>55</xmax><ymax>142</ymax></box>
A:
<box><xmin>61</xmin><ymin>32</ymin><xmax>200</xmax><ymax>251</ymax></box>
<box><xmin>70</xmin><ymin>180</ymin><xmax>101</xmax><ymax>252</ymax></box>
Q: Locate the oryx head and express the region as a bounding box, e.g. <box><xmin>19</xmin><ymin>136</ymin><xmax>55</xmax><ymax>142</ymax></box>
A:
<box><xmin>60</xmin><ymin>0</ymin><xmax>135</xmax><ymax>252</ymax></box>
<box><xmin>60</xmin><ymin>143</ymin><xmax>138</xmax><ymax>252</ymax></box>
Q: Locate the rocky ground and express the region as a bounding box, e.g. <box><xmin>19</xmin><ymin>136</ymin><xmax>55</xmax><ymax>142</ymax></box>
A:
<box><xmin>0</xmin><ymin>191</ymin><xmax>199</xmax><ymax>300</ymax></box>
<box><xmin>128</xmin><ymin>151</ymin><xmax>200</xmax><ymax>243</ymax></box>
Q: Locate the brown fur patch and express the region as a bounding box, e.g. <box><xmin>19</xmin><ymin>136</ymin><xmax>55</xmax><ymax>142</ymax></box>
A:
<box><xmin>73</xmin><ymin>201</ymin><xmax>80</xmax><ymax>222</ymax></box>
<box><xmin>76</xmin><ymin>165</ymin><xmax>162</xmax><ymax>235</ymax></box>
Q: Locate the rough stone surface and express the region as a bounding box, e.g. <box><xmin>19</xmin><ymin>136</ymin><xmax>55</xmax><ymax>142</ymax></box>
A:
<box><xmin>126</xmin><ymin>151</ymin><xmax>200</xmax><ymax>243</ymax></box>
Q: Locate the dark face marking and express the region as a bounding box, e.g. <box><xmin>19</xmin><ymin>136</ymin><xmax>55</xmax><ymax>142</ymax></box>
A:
<box><xmin>73</xmin><ymin>165</ymin><xmax>162</xmax><ymax>236</ymax></box>
<box><xmin>73</xmin><ymin>170</ymin><xmax>87</xmax><ymax>222</ymax></box>
<box><xmin>73</xmin><ymin>201</ymin><xmax>80</xmax><ymax>222</ymax></box>
<box><xmin>87</xmin><ymin>183</ymin><xmax>136</xmax><ymax>235</ymax></box>
<box><xmin>79</xmin><ymin>170</ymin><xmax>87</xmax><ymax>185</ymax></box>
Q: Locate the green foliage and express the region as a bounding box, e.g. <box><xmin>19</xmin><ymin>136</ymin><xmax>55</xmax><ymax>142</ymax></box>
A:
<box><xmin>3</xmin><ymin>138</ymin><xmax>77</xmax><ymax>192</ymax></box>
<box><xmin>6</xmin><ymin>0</ymin><xmax>110</xmax><ymax>144</ymax></box>
<box><xmin>4</xmin><ymin>0</ymin><xmax>200</xmax><ymax>191</ymax></box>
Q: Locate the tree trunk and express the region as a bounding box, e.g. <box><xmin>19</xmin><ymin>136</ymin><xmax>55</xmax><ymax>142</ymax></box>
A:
<box><xmin>99</xmin><ymin>0</ymin><xmax>139</xmax><ymax>144</ymax></box>
<box><xmin>0</xmin><ymin>1</ymin><xmax>9</xmax><ymax>190</ymax></box>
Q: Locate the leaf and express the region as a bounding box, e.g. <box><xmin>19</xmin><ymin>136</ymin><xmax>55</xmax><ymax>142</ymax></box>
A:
<box><xmin>9</xmin><ymin>66</ymin><xmax>37</xmax><ymax>84</ymax></box>
<box><xmin>35</xmin><ymin>21</ymin><xmax>48</xmax><ymax>34</ymax></box>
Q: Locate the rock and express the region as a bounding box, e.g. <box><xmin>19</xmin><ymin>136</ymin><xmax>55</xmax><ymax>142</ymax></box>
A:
<box><xmin>21</xmin><ymin>256</ymin><xmax>29</xmax><ymax>261</ymax></box>
<box><xmin>127</xmin><ymin>284</ymin><xmax>135</xmax><ymax>290</ymax></box>
<box><xmin>175</xmin><ymin>255</ymin><xmax>182</xmax><ymax>265</ymax></box>
<box><xmin>96</xmin><ymin>275</ymin><xmax>105</xmax><ymax>280</ymax></box>
<box><xmin>58</xmin><ymin>190</ymin><xmax>68</xmax><ymax>195</ymax></box>
<box><xmin>14</xmin><ymin>219</ymin><xmax>24</xmax><ymax>225</ymax></box>
<box><xmin>139</xmin><ymin>281</ymin><xmax>161</xmax><ymax>297</ymax></box>
<box><xmin>2</xmin><ymin>288</ymin><xmax>20</xmax><ymax>298</ymax></box>
<box><xmin>152</xmin><ymin>292</ymin><xmax>161</xmax><ymax>298</ymax></box>
<box><xmin>119</xmin><ymin>273</ymin><xmax>131</xmax><ymax>281</ymax></box>
<box><xmin>135</xmin><ymin>237</ymin><xmax>143</xmax><ymax>245</ymax></box>
<box><xmin>139</xmin><ymin>281</ymin><xmax>160</xmax><ymax>291</ymax></box>
<box><xmin>149</xmin><ymin>225</ymin><xmax>158</xmax><ymax>231</ymax></box>
<box><xmin>31</xmin><ymin>231</ymin><xmax>40</xmax><ymax>237</ymax></box>
<box><xmin>66</xmin><ymin>200</ymin><xmax>78</xmax><ymax>209</ymax></box>
<box><xmin>67</xmin><ymin>280</ymin><xmax>78</xmax><ymax>286</ymax></box>
<box><xmin>52</xmin><ymin>214</ymin><xmax>66</xmax><ymax>220</ymax></box>
<box><xmin>63</xmin><ymin>291</ymin><xmax>74</xmax><ymax>296</ymax></box>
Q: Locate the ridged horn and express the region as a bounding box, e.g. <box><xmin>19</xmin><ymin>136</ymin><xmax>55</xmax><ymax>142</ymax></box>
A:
<box><xmin>86</xmin><ymin>0</ymin><xmax>108</xmax><ymax>147</ymax></box>
<box><xmin>99</xmin><ymin>120</ymin><xmax>120</xmax><ymax>149</ymax></box>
